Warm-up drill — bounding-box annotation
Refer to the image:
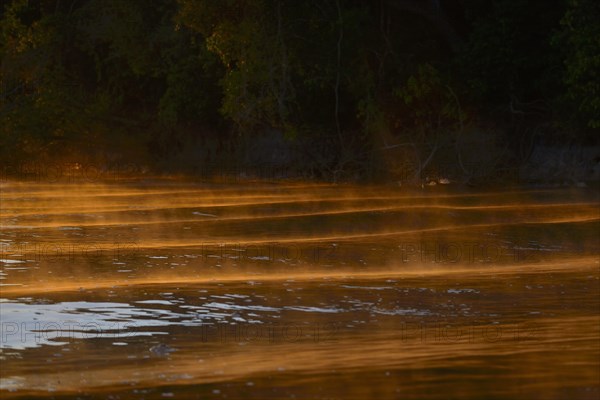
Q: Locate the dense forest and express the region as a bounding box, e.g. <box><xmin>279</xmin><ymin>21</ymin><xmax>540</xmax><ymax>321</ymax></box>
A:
<box><xmin>1</xmin><ymin>0</ymin><xmax>599</xmax><ymax>184</ymax></box>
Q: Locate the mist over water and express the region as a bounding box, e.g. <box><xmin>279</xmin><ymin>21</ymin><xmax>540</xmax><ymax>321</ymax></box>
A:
<box><xmin>0</xmin><ymin>180</ymin><xmax>599</xmax><ymax>399</ymax></box>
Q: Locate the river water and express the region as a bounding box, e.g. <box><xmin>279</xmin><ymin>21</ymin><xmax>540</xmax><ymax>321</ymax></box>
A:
<box><xmin>0</xmin><ymin>180</ymin><xmax>598</xmax><ymax>399</ymax></box>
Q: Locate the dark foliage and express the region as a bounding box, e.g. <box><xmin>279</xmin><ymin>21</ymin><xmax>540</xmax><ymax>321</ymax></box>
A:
<box><xmin>1</xmin><ymin>0</ymin><xmax>597</xmax><ymax>180</ymax></box>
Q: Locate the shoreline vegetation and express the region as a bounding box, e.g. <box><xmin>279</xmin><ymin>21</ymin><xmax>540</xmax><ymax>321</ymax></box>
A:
<box><xmin>1</xmin><ymin>157</ymin><xmax>598</xmax><ymax>190</ymax></box>
<box><xmin>1</xmin><ymin>0</ymin><xmax>599</xmax><ymax>186</ymax></box>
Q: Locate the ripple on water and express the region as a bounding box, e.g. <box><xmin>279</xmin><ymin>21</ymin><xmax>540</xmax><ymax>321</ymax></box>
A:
<box><xmin>0</xmin><ymin>377</ymin><xmax>26</xmax><ymax>391</ymax></box>
<box><xmin>0</xmin><ymin>259</ymin><xmax>25</xmax><ymax>264</ymax></box>
<box><xmin>0</xmin><ymin>300</ymin><xmax>184</xmax><ymax>350</ymax></box>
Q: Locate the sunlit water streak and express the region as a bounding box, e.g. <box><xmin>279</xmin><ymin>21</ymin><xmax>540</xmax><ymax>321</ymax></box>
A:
<box><xmin>0</xmin><ymin>180</ymin><xmax>598</xmax><ymax>399</ymax></box>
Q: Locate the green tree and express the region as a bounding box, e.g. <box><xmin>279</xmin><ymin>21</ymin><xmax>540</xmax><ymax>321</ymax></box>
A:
<box><xmin>555</xmin><ymin>0</ymin><xmax>600</xmax><ymax>130</ymax></box>
<box><xmin>1</xmin><ymin>0</ymin><xmax>224</xmax><ymax>164</ymax></box>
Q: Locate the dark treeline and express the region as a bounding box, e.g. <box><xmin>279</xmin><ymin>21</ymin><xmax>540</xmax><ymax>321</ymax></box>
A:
<box><xmin>1</xmin><ymin>0</ymin><xmax>599</xmax><ymax>183</ymax></box>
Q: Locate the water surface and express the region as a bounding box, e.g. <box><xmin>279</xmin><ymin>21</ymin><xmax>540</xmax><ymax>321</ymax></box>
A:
<box><xmin>1</xmin><ymin>181</ymin><xmax>598</xmax><ymax>399</ymax></box>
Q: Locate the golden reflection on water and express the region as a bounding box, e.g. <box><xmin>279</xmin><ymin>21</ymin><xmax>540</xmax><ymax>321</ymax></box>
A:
<box><xmin>0</xmin><ymin>180</ymin><xmax>598</xmax><ymax>399</ymax></box>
